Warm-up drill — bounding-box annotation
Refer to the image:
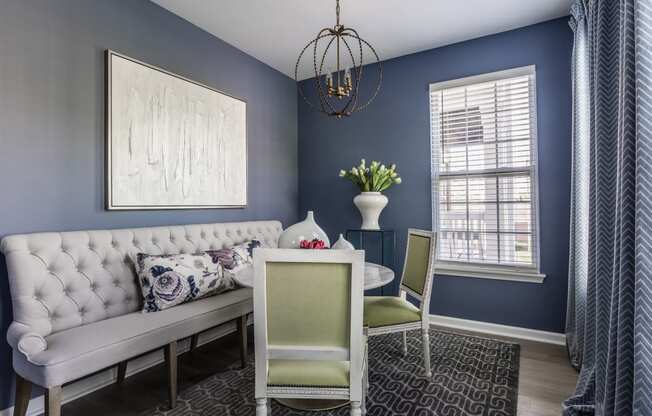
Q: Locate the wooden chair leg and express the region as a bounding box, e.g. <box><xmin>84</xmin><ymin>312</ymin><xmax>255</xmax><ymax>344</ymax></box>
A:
<box><xmin>189</xmin><ymin>333</ymin><xmax>199</xmax><ymax>352</ymax></box>
<box><xmin>13</xmin><ymin>374</ymin><xmax>31</xmax><ymax>416</ymax></box>
<box><xmin>364</xmin><ymin>327</ymin><xmax>369</xmax><ymax>394</ymax></box>
<box><xmin>116</xmin><ymin>361</ymin><xmax>128</xmax><ymax>384</ymax></box>
<box><xmin>237</xmin><ymin>315</ymin><xmax>247</xmax><ymax>368</ymax></box>
<box><xmin>255</xmin><ymin>398</ymin><xmax>268</xmax><ymax>416</ymax></box>
<box><xmin>422</xmin><ymin>328</ymin><xmax>432</xmax><ymax>378</ymax></box>
<box><xmin>350</xmin><ymin>401</ymin><xmax>362</xmax><ymax>416</ymax></box>
<box><xmin>44</xmin><ymin>386</ymin><xmax>62</xmax><ymax>416</ymax></box>
<box><xmin>362</xmin><ymin>363</ymin><xmax>368</xmax><ymax>414</ymax></box>
<box><xmin>402</xmin><ymin>331</ymin><xmax>408</xmax><ymax>356</ymax></box>
<box><xmin>164</xmin><ymin>342</ymin><xmax>178</xmax><ymax>409</ymax></box>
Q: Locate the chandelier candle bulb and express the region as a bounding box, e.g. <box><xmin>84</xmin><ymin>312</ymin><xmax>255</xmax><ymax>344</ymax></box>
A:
<box><xmin>344</xmin><ymin>68</ymin><xmax>353</xmax><ymax>94</ymax></box>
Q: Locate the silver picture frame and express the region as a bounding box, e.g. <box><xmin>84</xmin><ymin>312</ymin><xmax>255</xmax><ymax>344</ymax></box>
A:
<box><xmin>105</xmin><ymin>50</ymin><xmax>248</xmax><ymax>210</ymax></box>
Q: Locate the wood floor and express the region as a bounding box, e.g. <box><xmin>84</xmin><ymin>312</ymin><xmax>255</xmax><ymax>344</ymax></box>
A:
<box><xmin>57</xmin><ymin>325</ymin><xmax>577</xmax><ymax>416</ymax></box>
<box><xmin>511</xmin><ymin>337</ymin><xmax>578</xmax><ymax>416</ymax></box>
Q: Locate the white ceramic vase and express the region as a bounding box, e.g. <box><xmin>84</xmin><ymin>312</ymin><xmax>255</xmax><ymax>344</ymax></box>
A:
<box><xmin>332</xmin><ymin>234</ymin><xmax>355</xmax><ymax>250</ymax></box>
<box><xmin>353</xmin><ymin>192</ymin><xmax>388</xmax><ymax>230</ymax></box>
<box><xmin>278</xmin><ymin>211</ymin><xmax>330</xmax><ymax>248</ymax></box>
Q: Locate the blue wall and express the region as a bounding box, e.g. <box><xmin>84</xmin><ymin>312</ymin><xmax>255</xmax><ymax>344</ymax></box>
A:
<box><xmin>0</xmin><ymin>0</ymin><xmax>297</xmax><ymax>409</ymax></box>
<box><xmin>298</xmin><ymin>18</ymin><xmax>573</xmax><ymax>333</ymax></box>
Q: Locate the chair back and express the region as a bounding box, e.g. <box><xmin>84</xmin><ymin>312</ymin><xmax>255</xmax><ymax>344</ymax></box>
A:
<box><xmin>399</xmin><ymin>229</ymin><xmax>437</xmax><ymax>315</ymax></box>
<box><xmin>253</xmin><ymin>249</ymin><xmax>365</xmax><ymax>395</ymax></box>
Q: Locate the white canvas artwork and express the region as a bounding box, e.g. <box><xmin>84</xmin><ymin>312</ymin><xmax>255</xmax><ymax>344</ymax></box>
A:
<box><xmin>107</xmin><ymin>51</ymin><xmax>247</xmax><ymax>209</ymax></box>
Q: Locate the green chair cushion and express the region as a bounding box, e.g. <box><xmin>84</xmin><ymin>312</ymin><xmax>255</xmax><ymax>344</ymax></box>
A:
<box><xmin>364</xmin><ymin>296</ymin><xmax>421</xmax><ymax>328</ymax></box>
<box><xmin>267</xmin><ymin>360</ymin><xmax>350</xmax><ymax>387</ymax></box>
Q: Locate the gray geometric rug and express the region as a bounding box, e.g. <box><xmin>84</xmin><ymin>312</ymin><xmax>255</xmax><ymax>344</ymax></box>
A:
<box><xmin>142</xmin><ymin>329</ymin><xmax>520</xmax><ymax>416</ymax></box>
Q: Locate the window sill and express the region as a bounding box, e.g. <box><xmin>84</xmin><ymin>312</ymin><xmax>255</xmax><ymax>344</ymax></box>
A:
<box><xmin>434</xmin><ymin>264</ymin><xmax>546</xmax><ymax>284</ymax></box>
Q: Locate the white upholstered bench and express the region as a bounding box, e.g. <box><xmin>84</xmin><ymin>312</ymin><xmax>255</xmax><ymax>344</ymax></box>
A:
<box><xmin>1</xmin><ymin>220</ymin><xmax>283</xmax><ymax>416</ymax></box>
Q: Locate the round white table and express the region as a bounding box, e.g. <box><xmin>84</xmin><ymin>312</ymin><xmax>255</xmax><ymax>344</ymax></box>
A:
<box><xmin>232</xmin><ymin>261</ymin><xmax>395</xmax><ymax>290</ymax></box>
<box><xmin>232</xmin><ymin>262</ymin><xmax>395</xmax><ymax>412</ymax></box>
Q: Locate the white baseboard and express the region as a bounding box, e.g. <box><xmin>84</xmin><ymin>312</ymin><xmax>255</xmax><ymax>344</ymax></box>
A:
<box><xmin>430</xmin><ymin>314</ymin><xmax>566</xmax><ymax>346</ymax></box>
<box><xmin>1</xmin><ymin>320</ymin><xmax>245</xmax><ymax>416</ymax></box>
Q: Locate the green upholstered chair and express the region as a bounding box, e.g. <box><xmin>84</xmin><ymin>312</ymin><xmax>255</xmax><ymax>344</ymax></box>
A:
<box><xmin>364</xmin><ymin>229</ymin><xmax>437</xmax><ymax>378</ymax></box>
<box><xmin>253</xmin><ymin>249</ymin><xmax>368</xmax><ymax>416</ymax></box>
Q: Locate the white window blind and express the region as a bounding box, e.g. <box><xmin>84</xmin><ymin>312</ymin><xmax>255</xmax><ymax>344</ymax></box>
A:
<box><xmin>430</xmin><ymin>66</ymin><xmax>540</xmax><ymax>273</ymax></box>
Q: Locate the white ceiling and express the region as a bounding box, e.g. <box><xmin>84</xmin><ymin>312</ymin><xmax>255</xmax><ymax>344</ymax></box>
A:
<box><xmin>152</xmin><ymin>0</ymin><xmax>572</xmax><ymax>80</ymax></box>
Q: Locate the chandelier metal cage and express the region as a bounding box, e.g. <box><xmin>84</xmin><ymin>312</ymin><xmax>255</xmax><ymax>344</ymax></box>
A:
<box><xmin>295</xmin><ymin>0</ymin><xmax>382</xmax><ymax>118</ymax></box>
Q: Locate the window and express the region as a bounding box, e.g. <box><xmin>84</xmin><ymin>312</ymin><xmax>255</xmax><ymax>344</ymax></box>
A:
<box><xmin>429</xmin><ymin>66</ymin><xmax>544</xmax><ymax>282</ymax></box>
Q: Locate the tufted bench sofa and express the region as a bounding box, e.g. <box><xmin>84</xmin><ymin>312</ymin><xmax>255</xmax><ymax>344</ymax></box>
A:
<box><xmin>1</xmin><ymin>220</ymin><xmax>283</xmax><ymax>416</ymax></box>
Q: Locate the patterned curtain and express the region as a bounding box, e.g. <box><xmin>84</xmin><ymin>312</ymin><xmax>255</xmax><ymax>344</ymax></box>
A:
<box><xmin>566</xmin><ymin>0</ymin><xmax>591</xmax><ymax>371</ymax></box>
<box><xmin>563</xmin><ymin>0</ymin><xmax>652</xmax><ymax>415</ymax></box>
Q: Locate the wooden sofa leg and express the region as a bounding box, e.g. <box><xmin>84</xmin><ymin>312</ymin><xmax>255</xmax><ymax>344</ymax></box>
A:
<box><xmin>237</xmin><ymin>315</ymin><xmax>247</xmax><ymax>368</ymax></box>
<box><xmin>189</xmin><ymin>334</ymin><xmax>199</xmax><ymax>352</ymax></box>
<box><xmin>44</xmin><ymin>386</ymin><xmax>62</xmax><ymax>416</ymax></box>
<box><xmin>164</xmin><ymin>342</ymin><xmax>178</xmax><ymax>409</ymax></box>
<box><xmin>117</xmin><ymin>361</ymin><xmax>128</xmax><ymax>384</ymax></box>
<box><xmin>13</xmin><ymin>374</ymin><xmax>31</xmax><ymax>416</ymax></box>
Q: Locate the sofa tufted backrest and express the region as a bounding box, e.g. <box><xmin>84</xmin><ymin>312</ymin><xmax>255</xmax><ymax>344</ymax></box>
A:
<box><xmin>1</xmin><ymin>221</ymin><xmax>282</xmax><ymax>348</ymax></box>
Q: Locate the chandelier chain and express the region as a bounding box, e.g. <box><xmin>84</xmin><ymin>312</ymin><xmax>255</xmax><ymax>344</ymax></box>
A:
<box><xmin>336</xmin><ymin>0</ymin><xmax>340</xmax><ymax>27</ymax></box>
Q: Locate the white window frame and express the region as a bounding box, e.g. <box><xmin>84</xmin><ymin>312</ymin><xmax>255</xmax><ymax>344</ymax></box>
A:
<box><xmin>429</xmin><ymin>66</ymin><xmax>545</xmax><ymax>283</ymax></box>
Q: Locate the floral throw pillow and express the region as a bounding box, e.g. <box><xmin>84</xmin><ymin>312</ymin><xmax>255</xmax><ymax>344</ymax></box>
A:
<box><xmin>135</xmin><ymin>252</ymin><xmax>238</xmax><ymax>313</ymax></box>
<box><xmin>205</xmin><ymin>240</ymin><xmax>263</xmax><ymax>273</ymax></box>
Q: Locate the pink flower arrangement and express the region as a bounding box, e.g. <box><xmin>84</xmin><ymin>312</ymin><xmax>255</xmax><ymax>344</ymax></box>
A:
<box><xmin>299</xmin><ymin>239</ymin><xmax>327</xmax><ymax>249</ymax></box>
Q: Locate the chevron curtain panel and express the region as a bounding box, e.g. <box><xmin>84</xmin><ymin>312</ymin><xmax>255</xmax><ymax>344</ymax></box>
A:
<box><xmin>565</xmin><ymin>0</ymin><xmax>591</xmax><ymax>372</ymax></box>
<box><xmin>563</xmin><ymin>0</ymin><xmax>652</xmax><ymax>415</ymax></box>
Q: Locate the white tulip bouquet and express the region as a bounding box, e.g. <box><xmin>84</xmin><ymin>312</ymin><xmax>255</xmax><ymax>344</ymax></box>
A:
<box><xmin>339</xmin><ymin>159</ymin><xmax>402</xmax><ymax>192</ymax></box>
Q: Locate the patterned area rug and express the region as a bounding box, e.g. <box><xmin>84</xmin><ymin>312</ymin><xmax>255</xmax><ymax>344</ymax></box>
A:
<box><xmin>142</xmin><ymin>330</ymin><xmax>520</xmax><ymax>415</ymax></box>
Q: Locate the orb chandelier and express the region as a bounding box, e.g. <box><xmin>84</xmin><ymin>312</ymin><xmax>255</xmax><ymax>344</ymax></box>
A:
<box><xmin>295</xmin><ymin>0</ymin><xmax>382</xmax><ymax>118</ymax></box>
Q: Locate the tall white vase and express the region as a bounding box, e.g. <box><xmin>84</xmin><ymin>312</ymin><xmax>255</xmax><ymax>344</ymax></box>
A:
<box><xmin>278</xmin><ymin>211</ymin><xmax>331</xmax><ymax>248</ymax></box>
<box><xmin>353</xmin><ymin>192</ymin><xmax>388</xmax><ymax>230</ymax></box>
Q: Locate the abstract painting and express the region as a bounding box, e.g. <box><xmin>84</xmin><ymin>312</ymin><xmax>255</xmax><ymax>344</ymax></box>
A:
<box><xmin>106</xmin><ymin>50</ymin><xmax>247</xmax><ymax>210</ymax></box>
